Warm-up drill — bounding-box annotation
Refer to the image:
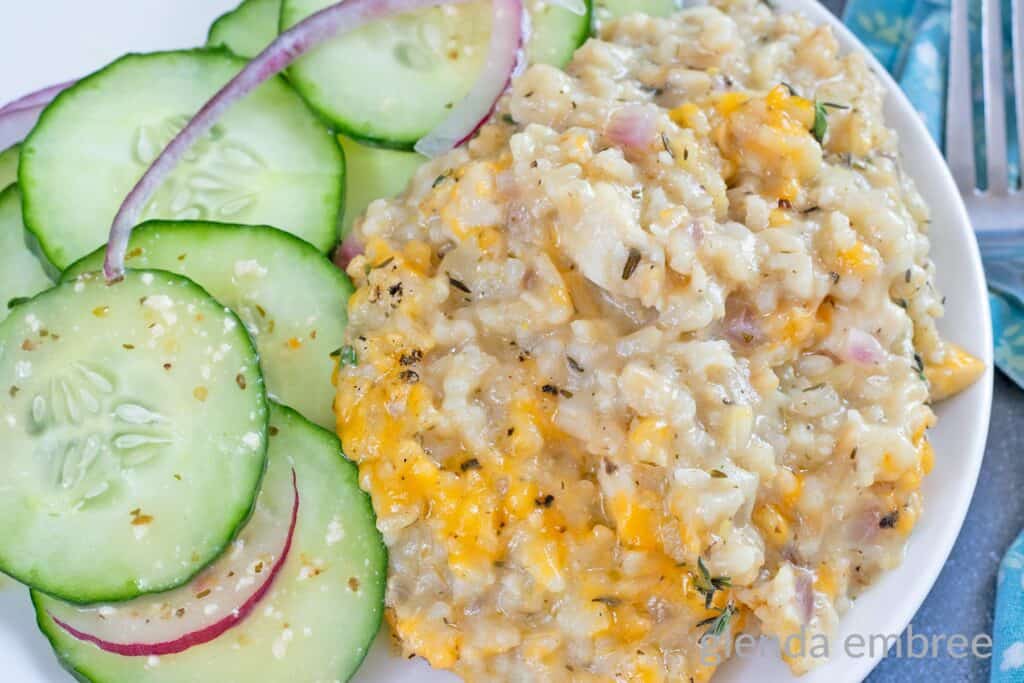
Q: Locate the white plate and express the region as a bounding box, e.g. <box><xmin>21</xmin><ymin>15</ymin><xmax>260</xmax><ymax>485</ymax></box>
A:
<box><xmin>0</xmin><ymin>1</ymin><xmax>993</xmax><ymax>681</ymax></box>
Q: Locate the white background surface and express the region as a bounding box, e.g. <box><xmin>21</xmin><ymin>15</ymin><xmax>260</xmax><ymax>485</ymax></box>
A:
<box><xmin>0</xmin><ymin>1</ymin><xmax>993</xmax><ymax>682</ymax></box>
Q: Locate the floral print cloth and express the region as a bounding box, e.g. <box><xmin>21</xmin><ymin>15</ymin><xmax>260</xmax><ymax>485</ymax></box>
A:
<box><xmin>842</xmin><ymin>1</ymin><xmax>1023</xmax><ymax>680</ymax></box>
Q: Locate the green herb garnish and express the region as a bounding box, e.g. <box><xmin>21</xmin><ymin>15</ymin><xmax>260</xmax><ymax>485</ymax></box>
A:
<box><xmin>812</xmin><ymin>101</ymin><xmax>829</xmax><ymax>143</ymax></box>
<box><xmin>694</xmin><ymin>557</ymin><xmax>732</xmax><ymax>609</ymax></box>
<box><xmin>332</xmin><ymin>344</ymin><xmax>358</xmax><ymax>367</ymax></box>
<box><xmin>698</xmin><ymin>601</ymin><xmax>736</xmax><ymax>641</ymax></box>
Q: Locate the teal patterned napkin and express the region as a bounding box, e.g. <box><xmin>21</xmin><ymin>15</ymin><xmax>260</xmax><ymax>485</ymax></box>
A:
<box><xmin>842</xmin><ymin>1</ymin><xmax>1023</xmax><ymax>680</ymax></box>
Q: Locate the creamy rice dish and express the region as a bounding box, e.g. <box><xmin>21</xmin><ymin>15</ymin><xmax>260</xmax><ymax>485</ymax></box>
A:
<box><xmin>334</xmin><ymin>1</ymin><xmax>984</xmax><ymax>680</ymax></box>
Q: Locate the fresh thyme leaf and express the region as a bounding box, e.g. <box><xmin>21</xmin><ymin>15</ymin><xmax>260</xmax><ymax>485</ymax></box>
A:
<box><xmin>335</xmin><ymin>345</ymin><xmax>358</xmax><ymax>367</ymax></box>
<box><xmin>697</xmin><ymin>556</ymin><xmax>713</xmax><ymax>589</ymax></box>
<box><xmin>780</xmin><ymin>81</ymin><xmax>797</xmax><ymax>97</ymax></box>
<box><xmin>711</xmin><ymin>576</ymin><xmax>732</xmax><ymax>590</ymax></box>
<box><xmin>812</xmin><ymin>101</ymin><xmax>829</xmax><ymax>143</ymax></box>
<box><xmin>821</xmin><ymin>101</ymin><xmax>850</xmax><ymax>110</ymax></box>
<box><xmin>7</xmin><ymin>297</ymin><xmax>29</xmax><ymax>310</ymax></box>
<box><xmin>432</xmin><ymin>172</ymin><xmax>451</xmax><ymax>188</ymax></box>
<box><xmin>622</xmin><ymin>248</ymin><xmax>642</xmax><ymax>280</ymax></box>
<box><xmin>501</xmin><ymin>113</ymin><xmax>518</xmax><ymax>125</ymax></box>
<box><xmin>702</xmin><ymin>602</ymin><xmax>736</xmax><ymax>640</ymax></box>
<box><xmin>694</xmin><ymin>557</ymin><xmax>731</xmax><ymax>609</ymax></box>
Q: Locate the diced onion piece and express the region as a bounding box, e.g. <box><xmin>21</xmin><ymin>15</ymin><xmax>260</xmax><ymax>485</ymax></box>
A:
<box><xmin>333</xmin><ymin>234</ymin><xmax>365</xmax><ymax>271</ymax></box>
<box><xmin>841</xmin><ymin>328</ymin><xmax>885</xmax><ymax>365</ymax></box>
<box><xmin>104</xmin><ymin>0</ymin><xmax>524</xmax><ymax>282</ymax></box>
<box><xmin>606</xmin><ymin>104</ymin><xmax>659</xmax><ymax>150</ymax></box>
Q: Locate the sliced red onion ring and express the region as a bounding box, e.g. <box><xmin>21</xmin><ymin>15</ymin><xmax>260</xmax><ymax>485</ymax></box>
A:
<box><xmin>51</xmin><ymin>469</ymin><xmax>299</xmax><ymax>657</ymax></box>
<box><xmin>0</xmin><ymin>80</ymin><xmax>76</xmax><ymax>150</ymax></box>
<box><xmin>547</xmin><ymin>0</ymin><xmax>587</xmax><ymax>15</ymax></box>
<box><xmin>104</xmin><ymin>0</ymin><xmax>525</xmax><ymax>283</ymax></box>
<box><xmin>0</xmin><ymin>104</ymin><xmax>45</xmax><ymax>151</ymax></box>
<box><xmin>414</xmin><ymin>0</ymin><xmax>526</xmax><ymax>158</ymax></box>
<box><xmin>0</xmin><ymin>79</ymin><xmax>76</xmax><ymax>116</ymax></box>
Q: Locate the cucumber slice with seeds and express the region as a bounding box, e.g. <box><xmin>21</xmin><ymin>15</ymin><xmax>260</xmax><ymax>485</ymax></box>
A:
<box><xmin>207</xmin><ymin>0</ymin><xmax>282</xmax><ymax>60</ymax></box>
<box><xmin>21</xmin><ymin>49</ymin><xmax>343</xmax><ymax>270</ymax></box>
<box><xmin>203</xmin><ymin>1</ymin><xmax>426</xmax><ymax>236</ymax></box>
<box><xmin>280</xmin><ymin>0</ymin><xmax>593</xmax><ymax>149</ymax></box>
<box><xmin>0</xmin><ymin>143</ymin><xmax>19</xmax><ymax>189</ymax></box>
<box><xmin>0</xmin><ymin>270</ymin><xmax>267</xmax><ymax>604</ymax></box>
<box><xmin>35</xmin><ymin>402</ymin><xmax>386</xmax><ymax>683</ymax></box>
<box><xmin>203</xmin><ymin>1</ymin><xmax>427</xmax><ymax>235</ymax></box>
<box><xmin>0</xmin><ymin>185</ymin><xmax>53</xmax><ymax>321</ymax></box>
<box><xmin>64</xmin><ymin>221</ymin><xmax>352</xmax><ymax>430</ymax></box>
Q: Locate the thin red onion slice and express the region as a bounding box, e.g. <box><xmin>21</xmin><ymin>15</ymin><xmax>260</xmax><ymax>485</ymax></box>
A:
<box><xmin>0</xmin><ymin>79</ymin><xmax>76</xmax><ymax>116</ymax></box>
<box><xmin>104</xmin><ymin>0</ymin><xmax>524</xmax><ymax>283</ymax></box>
<box><xmin>0</xmin><ymin>80</ymin><xmax>76</xmax><ymax>150</ymax></box>
<box><xmin>51</xmin><ymin>469</ymin><xmax>299</xmax><ymax>657</ymax></box>
<box><xmin>0</xmin><ymin>104</ymin><xmax>45</xmax><ymax>151</ymax></box>
<box><xmin>413</xmin><ymin>0</ymin><xmax>526</xmax><ymax>158</ymax></box>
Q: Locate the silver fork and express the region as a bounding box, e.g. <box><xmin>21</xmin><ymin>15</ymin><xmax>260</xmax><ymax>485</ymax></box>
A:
<box><xmin>947</xmin><ymin>0</ymin><xmax>1024</xmax><ymax>301</ymax></box>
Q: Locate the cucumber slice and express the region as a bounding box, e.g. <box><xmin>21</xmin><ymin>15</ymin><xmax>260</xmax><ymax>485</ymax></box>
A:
<box><xmin>35</xmin><ymin>402</ymin><xmax>386</xmax><ymax>683</ymax></box>
<box><xmin>207</xmin><ymin>0</ymin><xmax>282</xmax><ymax>59</ymax></box>
<box><xmin>21</xmin><ymin>49</ymin><xmax>343</xmax><ymax>270</ymax></box>
<box><xmin>0</xmin><ymin>185</ymin><xmax>53</xmax><ymax>321</ymax></box>
<box><xmin>531</xmin><ymin>0</ymin><xmax>593</xmax><ymax>68</ymax></box>
<box><xmin>339</xmin><ymin>136</ymin><xmax>422</xmax><ymax>236</ymax></box>
<box><xmin>0</xmin><ymin>143</ymin><xmax>19</xmax><ymax>189</ymax></box>
<box><xmin>0</xmin><ymin>270</ymin><xmax>267</xmax><ymax>604</ymax></box>
<box><xmin>595</xmin><ymin>0</ymin><xmax>679</xmax><ymax>21</ymax></box>
<box><xmin>280</xmin><ymin>0</ymin><xmax>593</xmax><ymax>149</ymax></box>
<box><xmin>64</xmin><ymin>221</ymin><xmax>352</xmax><ymax>430</ymax></box>
<box><xmin>204</xmin><ymin>0</ymin><xmax>426</xmax><ymax>234</ymax></box>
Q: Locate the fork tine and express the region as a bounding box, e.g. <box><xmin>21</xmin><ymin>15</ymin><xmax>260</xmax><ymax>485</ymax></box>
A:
<box><xmin>1014</xmin><ymin>0</ymin><xmax>1024</xmax><ymax>189</ymax></box>
<box><xmin>946</xmin><ymin>0</ymin><xmax>976</xmax><ymax>193</ymax></box>
<box><xmin>983</xmin><ymin>0</ymin><xmax>1009</xmax><ymax>195</ymax></box>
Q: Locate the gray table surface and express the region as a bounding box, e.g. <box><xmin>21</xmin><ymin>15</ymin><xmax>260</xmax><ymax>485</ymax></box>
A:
<box><xmin>816</xmin><ymin>2</ymin><xmax>1015</xmax><ymax>681</ymax></box>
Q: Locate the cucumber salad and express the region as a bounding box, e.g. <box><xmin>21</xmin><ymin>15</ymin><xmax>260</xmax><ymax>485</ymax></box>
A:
<box><xmin>0</xmin><ymin>0</ymin><xmax>677</xmax><ymax>680</ymax></box>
